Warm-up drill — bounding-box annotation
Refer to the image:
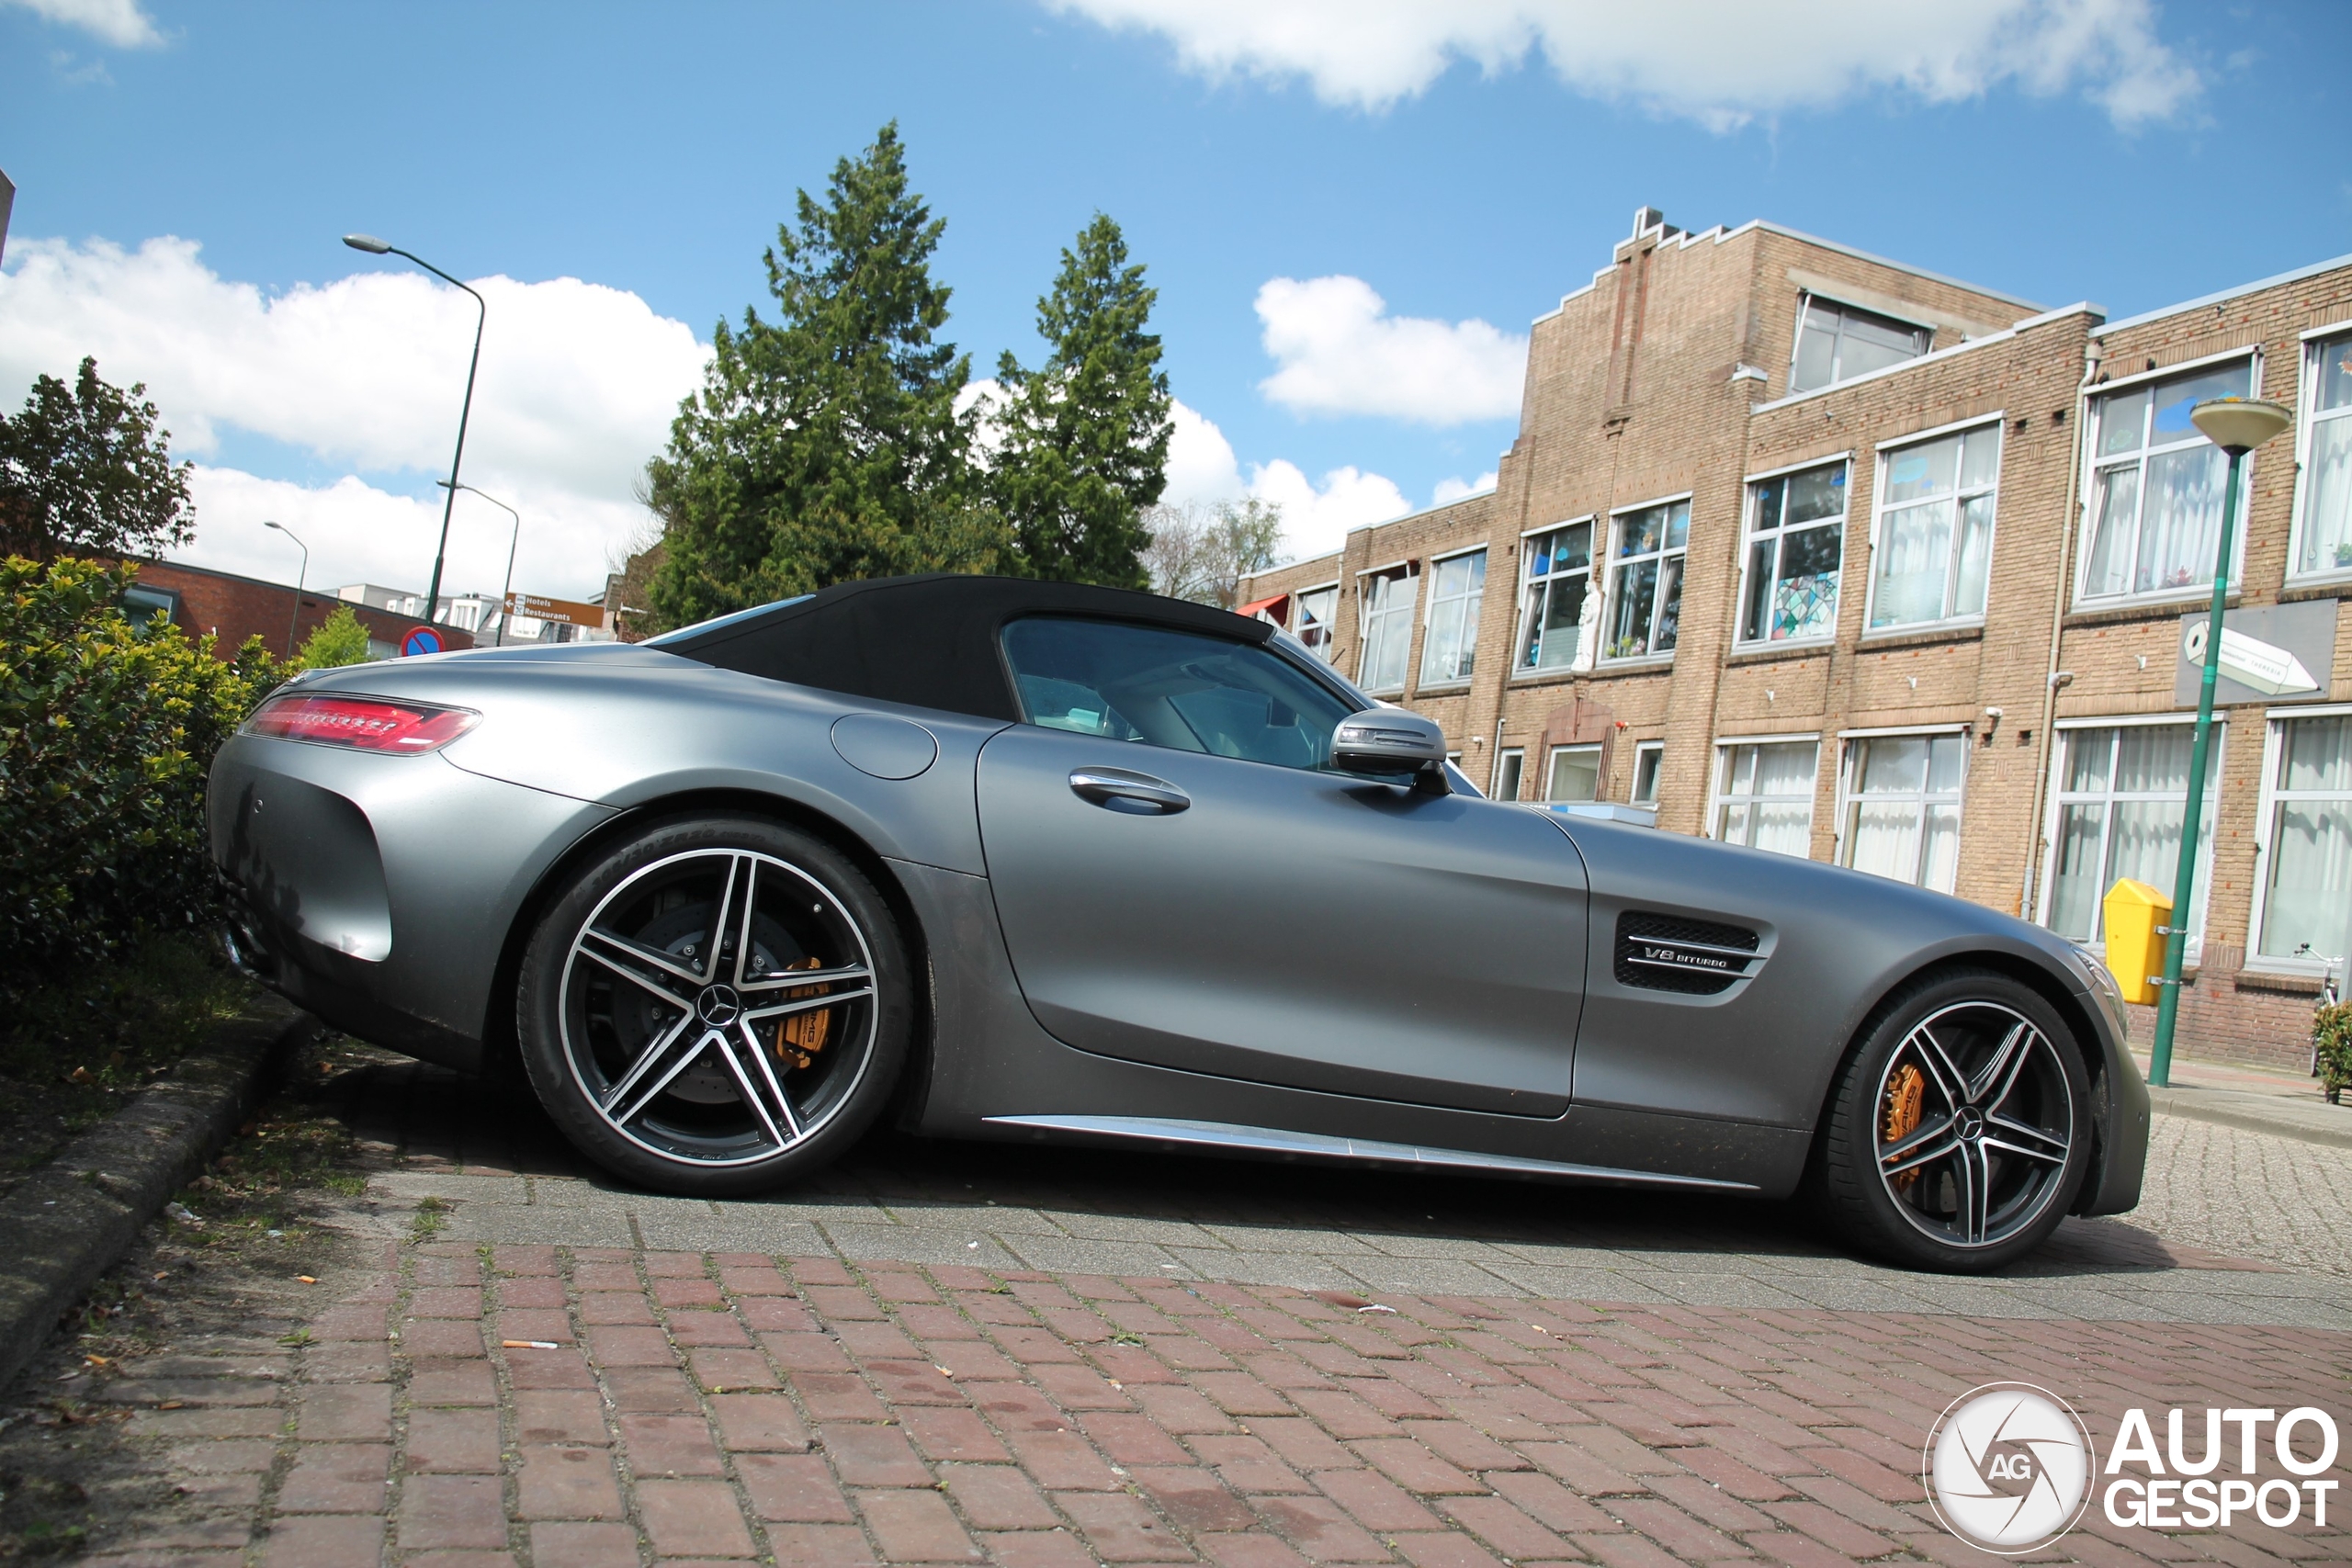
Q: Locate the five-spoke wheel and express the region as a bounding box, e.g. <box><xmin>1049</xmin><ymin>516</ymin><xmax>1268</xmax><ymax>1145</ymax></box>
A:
<box><xmin>1819</xmin><ymin>971</ymin><xmax>2089</xmax><ymax>1271</ymax></box>
<box><xmin>517</xmin><ymin>818</ymin><xmax>910</xmax><ymax>1194</ymax></box>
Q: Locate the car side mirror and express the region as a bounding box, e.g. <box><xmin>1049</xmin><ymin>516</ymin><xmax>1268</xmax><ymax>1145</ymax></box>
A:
<box><xmin>1330</xmin><ymin>708</ymin><xmax>1450</xmax><ymax>794</ymax></box>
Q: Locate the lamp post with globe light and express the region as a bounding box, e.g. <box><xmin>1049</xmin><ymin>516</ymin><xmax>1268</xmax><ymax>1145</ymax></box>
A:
<box><xmin>263</xmin><ymin>520</ymin><xmax>308</xmax><ymax>658</ymax></box>
<box><xmin>342</xmin><ymin>233</ymin><xmax>484</xmax><ymax>630</ymax></box>
<box><xmin>2146</xmin><ymin>396</ymin><xmax>2297</xmax><ymax>1087</ymax></box>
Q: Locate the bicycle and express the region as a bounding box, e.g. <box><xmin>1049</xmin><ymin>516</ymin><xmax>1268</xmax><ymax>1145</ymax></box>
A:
<box><xmin>2291</xmin><ymin>943</ymin><xmax>2343</xmax><ymax>1080</ymax></box>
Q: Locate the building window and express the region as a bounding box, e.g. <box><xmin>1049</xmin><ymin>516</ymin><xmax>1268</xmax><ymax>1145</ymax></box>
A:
<box><xmin>1631</xmin><ymin>742</ymin><xmax>1663</xmax><ymax>807</ymax></box>
<box><xmin>1605</xmin><ymin>500</ymin><xmax>1687</xmax><ymax>660</ymax></box>
<box><xmin>1870</xmin><ymin>424</ymin><xmax>1999</xmax><ymax>629</ymax></box>
<box><xmin>1841</xmin><ymin>733</ymin><xmax>1965</xmax><ymax>893</ymax></box>
<box><xmin>2292</xmin><ymin>333</ymin><xmax>2352</xmax><ymax>580</ymax></box>
<box><xmin>1515</xmin><ymin>522</ymin><xmax>1592</xmax><ymax>674</ymax></box>
<box><xmin>1492</xmin><ymin>747</ymin><xmax>1524</xmax><ymax>803</ymax></box>
<box><xmin>1711</xmin><ymin>740</ymin><xmax>1818</xmax><ymax>857</ymax></box>
<box><xmin>1356</xmin><ymin>567</ymin><xmax>1415</xmax><ymax>693</ymax></box>
<box><xmin>2255</xmin><ymin>714</ymin><xmax>2352</xmax><ymax>968</ymax></box>
<box><xmin>2044</xmin><ymin>723</ymin><xmax>2221</xmax><ymax>949</ymax></box>
<box><xmin>1791</xmin><ymin>297</ymin><xmax>1929</xmax><ymax>393</ymax></box>
<box><xmin>1739</xmin><ymin>462</ymin><xmax>1848</xmax><ymax>645</ymax></box>
<box><xmin>1546</xmin><ymin>743</ymin><xmax>1601</xmax><ymax>803</ymax></box>
<box><xmin>1292</xmin><ymin>585</ymin><xmax>1338</xmax><ymax>662</ymax></box>
<box><xmin>2080</xmin><ymin>359</ymin><xmax>2256</xmax><ymax>602</ymax></box>
<box><xmin>1419</xmin><ymin>550</ymin><xmax>1487</xmax><ymax>687</ymax></box>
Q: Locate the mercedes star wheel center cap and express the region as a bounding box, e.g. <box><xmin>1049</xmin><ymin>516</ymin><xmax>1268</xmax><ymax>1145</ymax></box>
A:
<box><xmin>696</xmin><ymin>984</ymin><xmax>742</xmax><ymax>1027</ymax></box>
<box><xmin>1955</xmin><ymin>1106</ymin><xmax>1985</xmax><ymax>1140</ymax></box>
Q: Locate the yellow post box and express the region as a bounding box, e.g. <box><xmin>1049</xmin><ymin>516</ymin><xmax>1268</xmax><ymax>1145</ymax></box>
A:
<box><xmin>2101</xmin><ymin>878</ymin><xmax>2172</xmax><ymax>1006</ymax></box>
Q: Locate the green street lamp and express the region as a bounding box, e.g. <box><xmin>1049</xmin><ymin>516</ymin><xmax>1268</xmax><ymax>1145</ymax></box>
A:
<box><xmin>343</xmin><ymin>232</ymin><xmax>485</xmax><ymax>629</ymax></box>
<box><xmin>2146</xmin><ymin>396</ymin><xmax>2295</xmax><ymax>1088</ymax></box>
<box><xmin>264</xmin><ymin>519</ymin><xmax>308</xmax><ymax>658</ymax></box>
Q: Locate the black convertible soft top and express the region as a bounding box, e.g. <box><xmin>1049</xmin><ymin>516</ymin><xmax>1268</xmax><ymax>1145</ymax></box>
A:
<box><xmin>650</xmin><ymin>574</ymin><xmax>1275</xmax><ymax>722</ymax></box>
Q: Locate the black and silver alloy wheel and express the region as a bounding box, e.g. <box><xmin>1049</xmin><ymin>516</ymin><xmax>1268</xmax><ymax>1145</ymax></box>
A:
<box><xmin>518</xmin><ymin>818</ymin><xmax>910</xmax><ymax>1195</ymax></box>
<box><xmin>1819</xmin><ymin>971</ymin><xmax>2090</xmax><ymax>1272</ymax></box>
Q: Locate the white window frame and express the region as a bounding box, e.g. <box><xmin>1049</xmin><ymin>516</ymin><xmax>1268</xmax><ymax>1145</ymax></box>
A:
<box><xmin>2286</xmin><ymin>322</ymin><xmax>2352</xmax><ymax>586</ymax></box>
<box><xmin>1545</xmin><ymin>742</ymin><xmax>1603</xmax><ymax>804</ymax></box>
<box><xmin>1863</xmin><ymin>416</ymin><xmax>2002</xmax><ymax>636</ymax></box>
<box><xmin>1290</xmin><ymin>581</ymin><xmax>1341</xmax><ymax>664</ymax></box>
<box><xmin>1788</xmin><ymin>292</ymin><xmax>1933</xmax><ymax>395</ymax></box>
<box><xmin>1736</xmin><ymin>456</ymin><xmax>1851</xmax><ymax>649</ymax></box>
<box><xmin>1834</xmin><ymin>725</ymin><xmax>1969</xmax><ymax>892</ymax></box>
<box><xmin>1418</xmin><ymin>547</ymin><xmax>1487</xmax><ymax>689</ymax></box>
<box><xmin>2245</xmin><ymin>702</ymin><xmax>2352</xmax><ymax>976</ymax></box>
<box><xmin>1354</xmin><ymin>562</ymin><xmax>1417</xmax><ymax>694</ymax></box>
<box><xmin>2074</xmin><ymin>349</ymin><xmax>2261</xmax><ymax>609</ymax></box>
<box><xmin>1492</xmin><ymin>746</ymin><xmax>1525</xmax><ymax>803</ymax></box>
<box><xmin>1600</xmin><ymin>494</ymin><xmax>1690</xmax><ymax>664</ymax></box>
<box><xmin>1512</xmin><ymin>516</ymin><xmax>1597</xmax><ymax>678</ymax></box>
<box><xmin>1630</xmin><ymin>740</ymin><xmax>1663</xmax><ymax>806</ymax></box>
<box><xmin>2035</xmin><ymin>714</ymin><xmax>2227</xmax><ymax>959</ymax></box>
<box><xmin>1707</xmin><ymin>734</ymin><xmax>1822</xmax><ymax>857</ymax></box>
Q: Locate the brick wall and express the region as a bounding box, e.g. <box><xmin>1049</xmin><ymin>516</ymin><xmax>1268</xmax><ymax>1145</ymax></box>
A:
<box><xmin>134</xmin><ymin>558</ymin><xmax>476</xmax><ymax>660</ymax></box>
<box><xmin>1234</xmin><ymin>211</ymin><xmax>2352</xmax><ymax>1069</ymax></box>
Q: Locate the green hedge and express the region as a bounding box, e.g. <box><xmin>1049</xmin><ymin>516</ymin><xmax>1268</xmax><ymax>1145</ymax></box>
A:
<box><xmin>0</xmin><ymin>557</ymin><xmax>278</xmax><ymax>997</ymax></box>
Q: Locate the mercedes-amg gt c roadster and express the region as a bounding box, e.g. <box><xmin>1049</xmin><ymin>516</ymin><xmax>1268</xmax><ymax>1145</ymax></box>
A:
<box><xmin>208</xmin><ymin>574</ymin><xmax>2148</xmax><ymax>1271</ymax></box>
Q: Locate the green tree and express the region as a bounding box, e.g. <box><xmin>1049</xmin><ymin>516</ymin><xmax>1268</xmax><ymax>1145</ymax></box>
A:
<box><xmin>0</xmin><ymin>357</ymin><xmax>196</xmax><ymax>562</ymax></box>
<box><xmin>293</xmin><ymin>604</ymin><xmax>372</xmax><ymax>669</ymax></box>
<box><xmin>644</xmin><ymin>124</ymin><xmax>1000</xmax><ymax>628</ymax></box>
<box><xmin>991</xmin><ymin>214</ymin><xmax>1171</xmax><ymax>588</ymax></box>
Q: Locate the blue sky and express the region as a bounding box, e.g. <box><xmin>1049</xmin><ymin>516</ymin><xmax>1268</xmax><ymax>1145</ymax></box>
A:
<box><xmin>2</xmin><ymin>0</ymin><xmax>2347</xmax><ymax>598</ymax></box>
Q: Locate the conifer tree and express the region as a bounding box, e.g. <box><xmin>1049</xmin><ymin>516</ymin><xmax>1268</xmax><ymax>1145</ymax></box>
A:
<box><xmin>990</xmin><ymin>214</ymin><xmax>1171</xmax><ymax>589</ymax></box>
<box><xmin>644</xmin><ymin>125</ymin><xmax>1000</xmax><ymax>627</ymax></box>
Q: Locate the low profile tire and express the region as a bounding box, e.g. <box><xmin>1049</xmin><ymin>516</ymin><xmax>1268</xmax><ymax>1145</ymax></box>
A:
<box><xmin>1816</xmin><ymin>969</ymin><xmax>2091</xmax><ymax>1273</ymax></box>
<box><xmin>516</xmin><ymin>816</ymin><xmax>912</xmax><ymax>1197</ymax></box>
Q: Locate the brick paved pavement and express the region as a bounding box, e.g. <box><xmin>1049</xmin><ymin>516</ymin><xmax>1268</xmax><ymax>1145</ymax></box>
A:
<box><xmin>76</xmin><ymin>1240</ymin><xmax>2351</xmax><ymax>1567</ymax></box>
<box><xmin>36</xmin><ymin>1058</ymin><xmax>2352</xmax><ymax>1564</ymax></box>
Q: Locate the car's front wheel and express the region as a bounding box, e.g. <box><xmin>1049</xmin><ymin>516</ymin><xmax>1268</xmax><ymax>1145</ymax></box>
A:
<box><xmin>1816</xmin><ymin>969</ymin><xmax>2091</xmax><ymax>1272</ymax></box>
<box><xmin>516</xmin><ymin>816</ymin><xmax>911</xmax><ymax>1196</ymax></box>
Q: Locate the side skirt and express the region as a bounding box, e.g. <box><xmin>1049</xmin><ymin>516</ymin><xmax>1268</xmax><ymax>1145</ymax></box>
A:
<box><xmin>981</xmin><ymin>1114</ymin><xmax>1760</xmax><ymax>1192</ymax></box>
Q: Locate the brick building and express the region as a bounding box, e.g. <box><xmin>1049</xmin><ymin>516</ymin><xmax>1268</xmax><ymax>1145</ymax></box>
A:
<box><xmin>1238</xmin><ymin>208</ymin><xmax>2352</xmax><ymax>1068</ymax></box>
<box><xmin>129</xmin><ymin>558</ymin><xmax>476</xmax><ymax>660</ymax></box>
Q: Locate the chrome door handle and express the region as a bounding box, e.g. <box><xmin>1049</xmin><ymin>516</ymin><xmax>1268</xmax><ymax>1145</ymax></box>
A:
<box><xmin>1069</xmin><ymin>768</ymin><xmax>1190</xmax><ymax>813</ymax></box>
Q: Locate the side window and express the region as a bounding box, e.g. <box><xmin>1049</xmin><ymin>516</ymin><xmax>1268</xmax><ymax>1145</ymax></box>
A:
<box><xmin>1001</xmin><ymin>617</ymin><xmax>1359</xmax><ymax>773</ymax></box>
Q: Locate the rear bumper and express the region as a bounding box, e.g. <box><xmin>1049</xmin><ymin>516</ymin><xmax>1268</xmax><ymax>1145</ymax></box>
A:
<box><xmin>209</xmin><ymin>734</ymin><xmax>616</xmax><ymax>1071</ymax></box>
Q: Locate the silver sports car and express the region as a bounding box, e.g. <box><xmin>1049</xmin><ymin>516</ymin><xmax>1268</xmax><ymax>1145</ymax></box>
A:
<box><xmin>208</xmin><ymin>574</ymin><xmax>2148</xmax><ymax>1272</ymax></box>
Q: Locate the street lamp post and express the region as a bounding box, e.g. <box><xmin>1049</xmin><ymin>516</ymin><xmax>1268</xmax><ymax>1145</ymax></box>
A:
<box><xmin>343</xmin><ymin>233</ymin><xmax>484</xmax><ymax>628</ymax></box>
<box><xmin>436</xmin><ymin>480</ymin><xmax>521</xmax><ymax>647</ymax></box>
<box><xmin>263</xmin><ymin>520</ymin><xmax>309</xmax><ymax>658</ymax></box>
<box><xmin>2147</xmin><ymin>396</ymin><xmax>2296</xmax><ymax>1088</ymax></box>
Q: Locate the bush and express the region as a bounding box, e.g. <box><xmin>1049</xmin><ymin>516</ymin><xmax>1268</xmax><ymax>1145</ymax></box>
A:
<box><xmin>0</xmin><ymin>557</ymin><xmax>278</xmax><ymax>998</ymax></box>
<box><xmin>293</xmin><ymin>604</ymin><xmax>371</xmax><ymax>669</ymax></box>
<box><xmin>2313</xmin><ymin>1001</ymin><xmax>2352</xmax><ymax>1105</ymax></box>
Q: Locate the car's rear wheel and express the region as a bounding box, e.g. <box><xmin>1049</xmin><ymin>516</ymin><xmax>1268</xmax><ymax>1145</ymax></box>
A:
<box><xmin>1817</xmin><ymin>970</ymin><xmax>2090</xmax><ymax>1273</ymax></box>
<box><xmin>517</xmin><ymin>816</ymin><xmax>911</xmax><ymax>1196</ymax></box>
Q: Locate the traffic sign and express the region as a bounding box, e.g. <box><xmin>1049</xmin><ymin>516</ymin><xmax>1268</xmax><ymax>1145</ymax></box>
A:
<box><xmin>401</xmin><ymin>625</ymin><xmax>445</xmax><ymax>658</ymax></box>
<box><xmin>505</xmin><ymin>592</ymin><xmax>605</xmax><ymax>627</ymax></box>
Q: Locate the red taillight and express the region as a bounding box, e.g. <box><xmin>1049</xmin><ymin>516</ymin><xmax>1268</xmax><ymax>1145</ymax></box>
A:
<box><xmin>243</xmin><ymin>693</ymin><xmax>480</xmax><ymax>753</ymax></box>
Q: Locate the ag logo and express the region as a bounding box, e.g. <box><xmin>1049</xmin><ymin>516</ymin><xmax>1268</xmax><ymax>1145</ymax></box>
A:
<box><xmin>1924</xmin><ymin>1382</ymin><xmax>2093</xmax><ymax>1553</ymax></box>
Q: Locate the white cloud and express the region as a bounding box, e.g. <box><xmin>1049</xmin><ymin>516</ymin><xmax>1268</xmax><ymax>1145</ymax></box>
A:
<box><xmin>1248</xmin><ymin>460</ymin><xmax>1411</xmax><ymax>560</ymax></box>
<box><xmin>0</xmin><ymin>235</ymin><xmax>710</xmax><ymax>599</ymax></box>
<box><xmin>1045</xmin><ymin>0</ymin><xmax>2200</xmax><ymax>130</ymax></box>
<box><xmin>1159</xmin><ymin>398</ymin><xmax>1413</xmax><ymax>561</ymax></box>
<box><xmin>5</xmin><ymin>0</ymin><xmax>160</xmax><ymax>48</ymax></box>
<box><xmin>1432</xmin><ymin>470</ymin><xmax>1498</xmax><ymax>506</ymax></box>
<box><xmin>1256</xmin><ymin>276</ymin><xmax>1525</xmax><ymax>425</ymax></box>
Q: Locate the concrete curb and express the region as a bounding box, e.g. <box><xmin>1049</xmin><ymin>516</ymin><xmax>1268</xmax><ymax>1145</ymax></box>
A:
<box><xmin>2148</xmin><ymin>1083</ymin><xmax>2352</xmax><ymax>1151</ymax></box>
<box><xmin>0</xmin><ymin>993</ymin><xmax>316</xmax><ymax>1396</ymax></box>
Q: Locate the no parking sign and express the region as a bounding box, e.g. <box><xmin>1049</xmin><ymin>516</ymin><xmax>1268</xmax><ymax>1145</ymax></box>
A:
<box><xmin>401</xmin><ymin>625</ymin><xmax>444</xmax><ymax>658</ymax></box>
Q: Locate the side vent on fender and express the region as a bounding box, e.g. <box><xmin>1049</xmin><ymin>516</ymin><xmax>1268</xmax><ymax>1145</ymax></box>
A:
<box><xmin>1614</xmin><ymin>913</ymin><xmax>1761</xmax><ymax>996</ymax></box>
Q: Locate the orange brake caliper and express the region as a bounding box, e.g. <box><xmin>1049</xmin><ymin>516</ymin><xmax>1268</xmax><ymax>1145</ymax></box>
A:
<box><xmin>1883</xmin><ymin>1063</ymin><xmax>1926</xmax><ymax>1190</ymax></box>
